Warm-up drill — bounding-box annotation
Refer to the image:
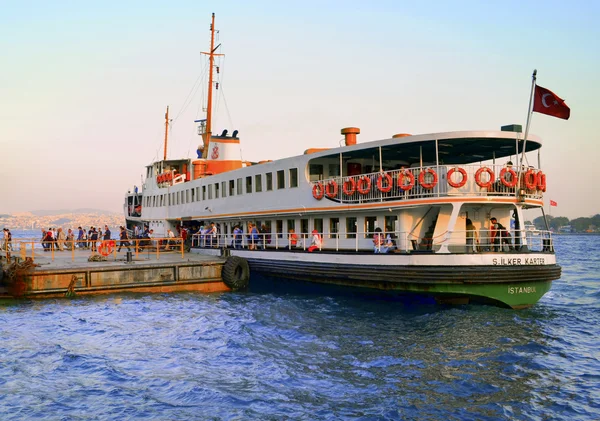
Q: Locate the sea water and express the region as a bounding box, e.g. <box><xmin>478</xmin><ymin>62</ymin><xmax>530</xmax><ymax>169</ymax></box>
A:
<box><xmin>0</xmin><ymin>232</ymin><xmax>598</xmax><ymax>420</ymax></box>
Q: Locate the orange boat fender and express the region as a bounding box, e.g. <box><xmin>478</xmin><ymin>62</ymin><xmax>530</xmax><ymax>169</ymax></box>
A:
<box><xmin>447</xmin><ymin>167</ymin><xmax>467</xmax><ymax>188</ymax></box>
<box><xmin>342</xmin><ymin>178</ymin><xmax>356</xmax><ymax>196</ymax></box>
<box><xmin>475</xmin><ymin>167</ymin><xmax>495</xmax><ymax>188</ymax></box>
<box><xmin>376</xmin><ymin>173</ymin><xmax>393</xmax><ymax>193</ymax></box>
<box><xmin>398</xmin><ymin>170</ymin><xmax>415</xmax><ymax>191</ymax></box>
<box><xmin>98</xmin><ymin>241</ymin><xmax>113</xmax><ymax>257</ymax></box>
<box><xmin>356</xmin><ymin>176</ymin><xmax>372</xmax><ymax>195</ymax></box>
<box><xmin>419</xmin><ymin>168</ymin><xmax>438</xmax><ymax>189</ymax></box>
<box><xmin>537</xmin><ymin>171</ymin><xmax>546</xmax><ymax>192</ymax></box>
<box><xmin>325</xmin><ymin>180</ymin><xmax>339</xmax><ymax>198</ymax></box>
<box><xmin>312</xmin><ymin>183</ymin><xmax>325</xmax><ymax>200</ymax></box>
<box><xmin>524</xmin><ymin>169</ymin><xmax>537</xmax><ymax>190</ymax></box>
<box><xmin>499</xmin><ymin>168</ymin><xmax>518</xmax><ymax>188</ymax></box>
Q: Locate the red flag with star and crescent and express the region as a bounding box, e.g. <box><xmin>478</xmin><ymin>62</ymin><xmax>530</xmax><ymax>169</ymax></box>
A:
<box><xmin>550</xmin><ymin>200</ymin><xmax>558</xmax><ymax>207</ymax></box>
<box><xmin>533</xmin><ymin>85</ymin><xmax>570</xmax><ymax>120</ymax></box>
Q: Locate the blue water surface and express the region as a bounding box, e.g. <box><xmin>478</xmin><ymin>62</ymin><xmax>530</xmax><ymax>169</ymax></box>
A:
<box><xmin>0</xmin><ymin>233</ymin><xmax>598</xmax><ymax>420</ymax></box>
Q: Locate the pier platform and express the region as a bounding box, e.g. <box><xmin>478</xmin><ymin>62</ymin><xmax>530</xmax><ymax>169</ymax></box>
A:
<box><xmin>0</xmin><ymin>249</ymin><xmax>241</xmax><ymax>299</ymax></box>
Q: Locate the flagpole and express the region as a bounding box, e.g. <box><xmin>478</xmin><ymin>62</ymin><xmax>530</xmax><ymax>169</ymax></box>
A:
<box><xmin>519</xmin><ymin>69</ymin><xmax>537</xmax><ymax>171</ymax></box>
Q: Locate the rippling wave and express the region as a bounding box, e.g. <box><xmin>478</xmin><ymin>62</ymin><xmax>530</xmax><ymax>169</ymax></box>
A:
<box><xmin>0</xmin><ymin>233</ymin><xmax>598</xmax><ymax>420</ymax></box>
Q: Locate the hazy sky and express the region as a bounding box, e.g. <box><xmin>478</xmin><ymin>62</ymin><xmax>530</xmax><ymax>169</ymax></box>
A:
<box><xmin>1</xmin><ymin>0</ymin><xmax>598</xmax><ymax>219</ymax></box>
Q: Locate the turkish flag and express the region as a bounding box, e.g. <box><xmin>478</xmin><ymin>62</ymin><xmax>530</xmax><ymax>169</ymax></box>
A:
<box><xmin>550</xmin><ymin>200</ymin><xmax>558</xmax><ymax>206</ymax></box>
<box><xmin>533</xmin><ymin>85</ymin><xmax>570</xmax><ymax>120</ymax></box>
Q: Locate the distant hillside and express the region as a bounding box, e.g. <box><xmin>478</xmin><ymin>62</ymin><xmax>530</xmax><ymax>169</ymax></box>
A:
<box><xmin>30</xmin><ymin>209</ymin><xmax>120</xmax><ymax>216</ymax></box>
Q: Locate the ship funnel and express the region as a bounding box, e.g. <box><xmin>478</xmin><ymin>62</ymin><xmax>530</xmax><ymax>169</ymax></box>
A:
<box><xmin>341</xmin><ymin>127</ymin><xmax>360</xmax><ymax>146</ymax></box>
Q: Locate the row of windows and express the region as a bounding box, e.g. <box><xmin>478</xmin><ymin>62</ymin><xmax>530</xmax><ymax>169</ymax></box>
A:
<box><xmin>145</xmin><ymin>168</ymin><xmax>299</xmax><ymax>208</ymax></box>
<box><xmin>196</xmin><ymin>215</ymin><xmax>399</xmax><ymax>240</ymax></box>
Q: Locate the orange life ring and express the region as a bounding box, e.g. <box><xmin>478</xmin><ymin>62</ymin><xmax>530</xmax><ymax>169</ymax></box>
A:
<box><xmin>98</xmin><ymin>240</ymin><xmax>113</xmax><ymax>257</ymax></box>
<box><xmin>166</xmin><ymin>172</ymin><xmax>172</xmax><ymax>181</ymax></box>
<box><xmin>325</xmin><ymin>180</ymin><xmax>339</xmax><ymax>198</ymax></box>
<box><xmin>537</xmin><ymin>171</ymin><xmax>546</xmax><ymax>192</ymax></box>
<box><xmin>419</xmin><ymin>168</ymin><xmax>438</xmax><ymax>189</ymax></box>
<box><xmin>376</xmin><ymin>173</ymin><xmax>393</xmax><ymax>193</ymax></box>
<box><xmin>156</xmin><ymin>175</ymin><xmax>161</xmax><ymax>184</ymax></box>
<box><xmin>312</xmin><ymin>183</ymin><xmax>324</xmax><ymax>200</ymax></box>
<box><xmin>447</xmin><ymin>167</ymin><xmax>467</xmax><ymax>188</ymax></box>
<box><xmin>356</xmin><ymin>176</ymin><xmax>372</xmax><ymax>195</ymax></box>
<box><xmin>524</xmin><ymin>169</ymin><xmax>537</xmax><ymax>190</ymax></box>
<box><xmin>499</xmin><ymin>168</ymin><xmax>517</xmax><ymax>188</ymax></box>
<box><xmin>397</xmin><ymin>170</ymin><xmax>415</xmax><ymax>191</ymax></box>
<box><xmin>475</xmin><ymin>167</ymin><xmax>495</xmax><ymax>188</ymax></box>
<box><xmin>342</xmin><ymin>178</ymin><xmax>356</xmax><ymax>196</ymax></box>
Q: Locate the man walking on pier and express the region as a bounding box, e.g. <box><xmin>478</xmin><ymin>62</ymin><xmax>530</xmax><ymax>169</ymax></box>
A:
<box><xmin>117</xmin><ymin>226</ymin><xmax>131</xmax><ymax>252</ymax></box>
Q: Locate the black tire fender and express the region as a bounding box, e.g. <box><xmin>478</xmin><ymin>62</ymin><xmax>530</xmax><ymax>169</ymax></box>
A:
<box><xmin>222</xmin><ymin>256</ymin><xmax>250</xmax><ymax>290</ymax></box>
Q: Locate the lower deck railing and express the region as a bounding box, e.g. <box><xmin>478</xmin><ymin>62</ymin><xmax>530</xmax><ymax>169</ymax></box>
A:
<box><xmin>191</xmin><ymin>229</ymin><xmax>554</xmax><ymax>254</ymax></box>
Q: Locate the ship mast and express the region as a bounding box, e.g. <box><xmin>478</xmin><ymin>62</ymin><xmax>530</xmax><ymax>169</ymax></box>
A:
<box><xmin>201</xmin><ymin>13</ymin><xmax>222</xmax><ymax>159</ymax></box>
<box><xmin>163</xmin><ymin>105</ymin><xmax>169</xmax><ymax>161</ymax></box>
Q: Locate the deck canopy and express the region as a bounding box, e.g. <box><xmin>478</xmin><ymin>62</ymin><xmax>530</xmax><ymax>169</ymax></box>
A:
<box><xmin>312</xmin><ymin>131</ymin><xmax>542</xmax><ymax>168</ymax></box>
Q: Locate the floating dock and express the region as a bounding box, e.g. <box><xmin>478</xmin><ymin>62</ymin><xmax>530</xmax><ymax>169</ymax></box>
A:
<box><xmin>0</xmin><ymin>249</ymin><xmax>249</xmax><ymax>299</ymax></box>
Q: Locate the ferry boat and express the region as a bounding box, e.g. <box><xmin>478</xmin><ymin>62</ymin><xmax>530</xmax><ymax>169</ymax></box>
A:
<box><xmin>124</xmin><ymin>14</ymin><xmax>561</xmax><ymax>309</ymax></box>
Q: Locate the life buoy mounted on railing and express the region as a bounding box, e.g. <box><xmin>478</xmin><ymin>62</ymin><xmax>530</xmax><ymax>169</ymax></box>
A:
<box><xmin>447</xmin><ymin>167</ymin><xmax>467</xmax><ymax>188</ymax></box>
<box><xmin>419</xmin><ymin>168</ymin><xmax>438</xmax><ymax>189</ymax></box>
<box><xmin>325</xmin><ymin>180</ymin><xmax>339</xmax><ymax>199</ymax></box>
<box><xmin>376</xmin><ymin>173</ymin><xmax>393</xmax><ymax>193</ymax></box>
<box><xmin>537</xmin><ymin>171</ymin><xmax>547</xmax><ymax>192</ymax></box>
<box><xmin>499</xmin><ymin>168</ymin><xmax>518</xmax><ymax>188</ymax></box>
<box><xmin>475</xmin><ymin>167</ymin><xmax>495</xmax><ymax>188</ymax></box>
<box><xmin>356</xmin><ymin>176</ymin><xmax>371</xmax><ymax>195</ymax></box>
<box><xmin>397</xmin><ymin>170</ymin><xmax>415</xmax><ymax>191</ymax></box>
<box><xmin>342</xmin><ymin>178</ymin><xmax>356</xmax><ymax>196</ymax></box>
<box><xmin>523</xmin><ymin>169</ymin><xmax>537</xmax><ymax>190</ymax></box>
<box><xmin>98</xmin><ymin>240</ymin><xmax>114</xmax><ymax>257</ymax></box>
<box><xmin>312</xmin><ymin>182</ymin><xmax>324</xmax><ymax>200</ymax></box>
<box><xmin>156</xmin><ymin>175</ymin><xmax>161</xmax><ymax>184</ymax></box>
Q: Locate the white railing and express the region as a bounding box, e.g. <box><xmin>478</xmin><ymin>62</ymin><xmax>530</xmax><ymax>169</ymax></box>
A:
<box><xmin>191</xmin><ymin>228</ymin><xmax>554</xmax><ymax>254</ymax></box>
<box><xmin>310</xmin><ymin>164</ymin><xmax>545</xmax><ymax>203</ymax></box>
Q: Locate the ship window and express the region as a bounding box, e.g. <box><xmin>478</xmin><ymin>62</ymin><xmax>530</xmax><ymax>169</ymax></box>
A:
<box><xmin>177</xmin><ymin>192</ymin><xmax>180</xmax><ymax>205</ymax></box>
<box><xmin>300</xmin><ymin>218</ymin><xmax>308</xmax><ymax>238</ymax></box>
<box><xmin>277</xmin><ymin>170</ymin><xmax>285</xmax><ymax>189</ymax></box>
<box><xmin>202</xmin><ymin>186</ymin><xmax>206</xmax><ymax>201</ymax></box>
<box><xmin>246</xmin><ymin>176</ymin><xmax>252</xmax><ymax>193</ymax></box>
<box><xmin>237</xmin><ymin>178</ymin><xmax>243</xmax><ymax>195</ymax></box>
<box><xmin>208</xmin><ymin>185</ymin><xmax>213</xmax><ymax>200</ymax></box>
<box><xmin>186</xmin><ymin>190</ymin><xmax>190</xmax><ymax>203</ymax></box>
<box><xmin>221</xmin><ymin>181</ymin><xmax>227</xmax><ymax>198</ymax></box>
<box><xmin>309</xmin><ymin>164</ymin><xmax>323</xmax><ymax>182</ymax></box>
<box><xmin>152</xmin><ymin>196</ymin><xmax>156</xmax><ymax>207</ymax></box>
<box><xmin>266</xmin><ymin>173</ymin><xmax>273</xmax><ymax>191</ymax></box>
<box><xmin>191</xmin><ymin>188</ymin><xmax>195</xmax><ymax>202</ymax></box>
<box><xmin>287</xmin><ymin>219</ymin><xmax>296</xmax><ymax>237</ymax></box>
<box><xmin>328</xmin><ymin>164</ymin><xmax>340</xmax><ymax>177</ymax></box>
<box><xmin>385</xmin><ymin>215</ymin><xmax>398</xmax><ymax>234</ymax></box>
<box><xmin>196</xmin><ymin>187</ymin><xmax>200</xmax><ymax>201</ymax></box>
<box><xmin>215</xmin><ymin>183</ymin><xmax>219</xmax><ymax>199</ymax></box>
<box><xmin>276</xmin><ymin>219</ymin><xmax>283</xmax><ymax>238</ymax></box>
<box><xmin>255</xmin><ymin>174</ymin><xmax>262</xmax><ymax>192</ymax></box>
<box><xmin>365</xmin><ymin>216</ymin><xmax>377</xmax><ymax>238</ymax></box>
<box><xmin>313</xmin><ymin>218</ymin><xmax>323</xmax><ymax>235</ymax></box>
<box><xmin>229</xmin><ymin>180</ymin><xmax>235</xmax><ymax>196</ymax></box>
<box><xmin>346</xmin><ymin>217</ymin><xmax>357</xmax><ymax>239</ymax></box>
<box><xmin>329</xmin><ymin>217</ymin><xmax>339</xmax><ymax>239</ymax></box>
<box><xmin>289</xmin><ymin>168</ymin><xmax>298</xmax><ymax>188</ymax></box>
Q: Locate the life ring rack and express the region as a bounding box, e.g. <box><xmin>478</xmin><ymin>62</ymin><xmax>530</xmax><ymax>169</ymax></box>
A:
<box><xmin>447</xmin><ymin>167</ymin><xmax>467</xmax><ymax>188</ymax></box>
<box><xmin>523</xmin><ymin>169</ymin><xmax>538</xmax><ymax>190</ymax></box>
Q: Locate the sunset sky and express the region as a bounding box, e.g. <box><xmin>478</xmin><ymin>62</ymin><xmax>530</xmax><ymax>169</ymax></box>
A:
<box><xmin>1</xmin><ymin>0</ymin><xmax>598</xmax><ymax>219</ymax></box>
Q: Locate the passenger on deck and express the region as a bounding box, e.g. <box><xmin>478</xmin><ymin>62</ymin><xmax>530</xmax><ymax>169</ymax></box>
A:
<box><xmin>373</xmin><ymin>227</ymin><xmax>394</xmax><ymax>253</ymax></box>
<box><xmin>233</xmin><ymin>225</ymin><xmax>243</xmax><ymax>249</ymax></box>
<box><xmin>56</xmin><ymin>227</ymin><xmax>65</xmax><ymax>251</ymax></box>
<box><xmin>248</xmin><ymin>223</ymin><xmax>259</xmax><ymax>250</ymax></box>
<box><xmin>490</xmin><ymin>217</ymin><xmax>512</xmax><ymax>251</ymax></box>
<box><xmin>117</xmin><ymin>226</ymin><xmax>131</xmax><ymax>252</ymax></box>
<box><xmin>66</xmin><ymin>228</ymin><xmax>75</xmax><ymax>250</ymax></box>
<box><xmin>307</xmin><ymin>229</ymin><xmax>322</xmax><ymax>252</ymax></box>
<box><xmin>208</xmin><ymin>222</ymin><xmax>218</xmax><ymax>248</ymax></box>
<box><xmin>466</xmin><ymin>219</ymin><xmax>479</xmax><ymax>253</ymax></box>
<box><xmin>288</xmin><ymin>228</ymin><xmax>298</xmax><ymax>250</ymax></box>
